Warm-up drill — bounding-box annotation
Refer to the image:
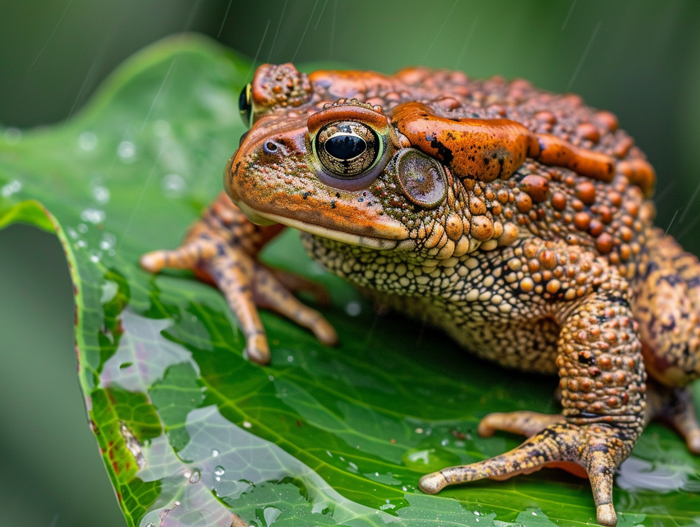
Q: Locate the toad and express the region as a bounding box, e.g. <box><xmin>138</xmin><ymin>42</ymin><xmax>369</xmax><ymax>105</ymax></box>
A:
<box><xmin>141</xmin><ymin>64</ymin><xmax>700</xmax><ymax>526</ymax></box>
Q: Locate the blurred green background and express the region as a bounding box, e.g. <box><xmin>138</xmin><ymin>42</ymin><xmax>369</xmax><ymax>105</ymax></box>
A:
<box><xmin>1</xmin><ymin>1</ymin><xmax>700</xmax><ymax>525</ymax></box>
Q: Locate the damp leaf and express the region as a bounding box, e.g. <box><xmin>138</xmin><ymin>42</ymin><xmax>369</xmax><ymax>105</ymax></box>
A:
<box><xmin>1</xmin><ymin>35</ymin><xmax>698</xmax><ymax>527</ymax></box>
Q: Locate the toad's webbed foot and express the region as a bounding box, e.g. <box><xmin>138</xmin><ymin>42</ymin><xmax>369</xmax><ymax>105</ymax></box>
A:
<box><xmin>140</xmin><ymin>193</ymin><xmax>337</xmax><ymax>365</ymax></box>
<box><xmin>420</xmin><ymin>420</ymin><xmax>631</xmax><ymax>526</ymax></box>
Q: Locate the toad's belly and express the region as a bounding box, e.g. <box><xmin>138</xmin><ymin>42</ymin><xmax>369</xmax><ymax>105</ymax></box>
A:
<box><xmin>361</xmin><ymin>288</ymin><xmax>561</xmax><ymax>375</ymax></box>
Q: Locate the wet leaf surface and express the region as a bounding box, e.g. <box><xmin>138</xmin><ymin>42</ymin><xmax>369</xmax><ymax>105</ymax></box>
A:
<box><xmin>1</xmin><ymin>35</ymin><xmax>699</xmax><ymax>526</ymax></box>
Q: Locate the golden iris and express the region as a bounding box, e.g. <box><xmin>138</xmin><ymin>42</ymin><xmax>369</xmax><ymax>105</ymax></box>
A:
<box><xmin>316</xmin><ymin>121</ymin><xmax>380</xmax><ymax>177</ymax></box>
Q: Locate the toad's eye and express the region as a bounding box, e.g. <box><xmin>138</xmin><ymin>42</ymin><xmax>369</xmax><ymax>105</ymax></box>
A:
<box><xmin>238</xmin><ymin>83</ymin><xmax>252</xmax><ymax>127</ymax></box>
<box><xmin>316</xmin><ymin>121</ymin><xmax>380</xmax><ymax>177</ymax></box>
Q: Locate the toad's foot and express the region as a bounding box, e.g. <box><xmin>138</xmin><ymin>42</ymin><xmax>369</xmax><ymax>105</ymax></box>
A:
<box><xmin>419</xmin><ymin>421</ymin><xmax>631</xmax><ymax>526</ymax></box>
<box><xmin>141</xmin><ymin>235</ymin><xmax>337</xmax><ymax>365</ymax></box>
<box><xmin>646</xmin><ymin>382</ymin><xmax>700</xmax><ymax>454</ymax></box>
<box><xmin>477</xmin><ymin>411</ymin><xmax>566</xmax><ymax>439</ymax></box>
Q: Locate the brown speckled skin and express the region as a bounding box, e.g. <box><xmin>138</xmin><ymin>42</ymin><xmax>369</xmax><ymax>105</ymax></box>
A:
<box><xmin>141</xmin><ymin>64</ymin><xmax>700</xmax><ymax>526</ymax></box>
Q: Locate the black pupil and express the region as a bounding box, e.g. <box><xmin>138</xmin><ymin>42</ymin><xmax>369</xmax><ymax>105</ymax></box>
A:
<box><xmin>325</xmin><ymin>134</ymin><xmax>366</xmax><ymax>160</ymax></box>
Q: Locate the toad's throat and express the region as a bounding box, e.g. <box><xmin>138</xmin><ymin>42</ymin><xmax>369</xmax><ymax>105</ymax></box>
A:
<box><xmin>236</xmin><ymin>202</ymin><xmax>414</xmax><ymax>251</ymax></box>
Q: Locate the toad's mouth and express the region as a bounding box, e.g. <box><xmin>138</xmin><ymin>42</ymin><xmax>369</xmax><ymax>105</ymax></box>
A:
<box><xmin>237</xmin><ymin>201</ymin><xmax>415</xmax><ymax>251</ymax></box>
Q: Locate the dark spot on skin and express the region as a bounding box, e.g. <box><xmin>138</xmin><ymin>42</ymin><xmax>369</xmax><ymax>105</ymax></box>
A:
<box><xmin>336</xmin><ymin>192</ymin><xmax>341</xmax><ymax>198</ymax></box>
<box><xmin>661</xmin><ymin>274</ymin><xmax>683</xmax><ymax>286</ymax></box>
<box><xmin>579</xmin><ymin>411</ymin><xmax>604</xmax><ymax>419</ymax></box>
<box><xmin>427</xmin><ymin>134</ymin><xmax>454</xmax><ymax>165</ymax></box>
<box><xmin>687</xmin><ymin>276</ymin><xmax>700</xmax><ymax>289</ymax></box>
<box><xmin>578</xmin><ymin>352</ymin><xmax>595</xmax><ymax>365</ymax></box>
<box><xmin>604</xmin><ymin>294</ymin><xmax>631</xmax><ymax>308</ymax></box>
<box><xmin>302</xmin><ymin>192</ymin><xmax>310</xmax><ymax>199</ymax></box>
<box><xmin>330</xmin><ymin>200</ymin><xmax>336</xmax><ymax>209</ymax></box>
<box><xmin>511</xmin><ymin>171</ymin><xmax>527</xmax><ymax>183</ymax></box>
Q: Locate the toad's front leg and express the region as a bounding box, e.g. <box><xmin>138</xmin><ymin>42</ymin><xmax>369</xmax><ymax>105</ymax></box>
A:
<box><xmin>140</xmin><ymin>192</ymin><xmax>337</xmax><ymax>364</ymax></box>
<box><xmin>420</xmin><ymin>270</ymin><xmax>645</xmax><ymax>527</ymax></box>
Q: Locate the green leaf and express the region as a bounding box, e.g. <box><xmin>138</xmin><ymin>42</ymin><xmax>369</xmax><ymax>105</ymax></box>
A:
<box><xmin>1</xmin><ymin>34</ymin><xmax>698</xmax><ymax>526</ymax></box>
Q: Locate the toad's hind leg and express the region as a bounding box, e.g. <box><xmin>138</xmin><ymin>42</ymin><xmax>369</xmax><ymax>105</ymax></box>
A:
<box><xmin>634</xmin><ymin>229</ymin><xmax>700</xmax><ymax>451</ymax></box>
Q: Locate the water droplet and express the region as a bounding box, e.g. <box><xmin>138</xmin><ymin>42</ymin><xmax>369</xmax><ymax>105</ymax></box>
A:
<box><xmin>81</xmin><ymin>209</ymin><xmax>106</xmax><ymax>224</ymax></box>
<box><xmin>348</xmin><ymin>461</ymin><xmax>358</xmax><ymax>472</ymax></box>
<box><xmin>243</xmin><ymin>421</ymin><xmax>252</xmax><ymax>429</ymax></box>
<box><xmin>441</xmin><ymin>439</ymin><xmax>448</xmax><ymax>446</ymax></box>
<box><xmin>92</xmin><ymin>185</ymin><xmax>110</xmax><ymax>204</ymax></box>
<box><xmin>345</xmin><ymin>301</ymin><xmax>362</xmax><ymax>316</ymax></box>
<box><xmin>211</xmin><ymin>449</ymin><xmax>219</xmax><ymax>458</ymax></box>
<box><xmin>76</xmin><ymin>239</ymin><xmax>87</xmax><ymax>248</ymax></box>
<box><xmin>401</xmin><ymin>486</ymin><xmax>408</xmax><ymax>491</ymax></box>
<box><xmin>406</xmin><ymin>449</ymin><xmax>431</xmax><ymax>464</ymax></box>
<box><xmin>1</xmin><ymin>180</ymin><xmax>21</xmax><ymax>198</ymax></box>
<box><xmin>214</xmin><ymin>465</ymin><xmax>225</xmax><ymax>476</ymax></box>
<box><xmin>4</xmin><ymin>128</ymin><xmax>21</xmax><ymax>144</ymax></box>
<box><xmin>146</xmin><ymin>523</ymin><xmax>155</xmax><ymax>527</ymax></box>
<box><xmin>89</xmin><ymin>251</ymin><xmax>102</xmax><ymax>263</ymax></box>
<box><xmin>67</xmin><ymin>228</ymin><xmax>78</xmax><ymax>239</ymax></box>
<box><xmin>326</xmin><ymin>451</ymin><xmax>332</xmax><ymax>457</ymax></box>
<box><xmin>174</xmin><ymin>501</ymin><xmax>180</xmax><ymax>507</ymax></box>
<box><xmin>78</xmin><ymin>132</ymin><xmax>98</xmax><ymax>151</ymax></box>
<box><xmin>183</xmin><ymin>470</ymin><xmax>191</xmax><ymax>478</ymax></box>
<box><xmin>532</xmin><ymin>511</ymin><xmax>538</xmax><ymax>516</ymax></box>
<box><xmin>100</xmin><ymin>280</ymin><xmax>119</xmax><ymax>304</ymax></box>
<box><xmin>118</xmin><ymin>141</ymin><xmax>136</xmax><ymax>162</ymax></box>
<box><xmin>78</xmin><ymin>223</ymin><xmax>88</xmax><ymax>233</ymax></box>
<box><xmin>188</xmin><ymin>469</ymin><xmax>201</xmax><ymax>483</ymax></box>
<box><xmin>162</xmin><ymin>174</ymin><xmax>187</xmax><ymax>198</ymax></box>
<box><xmin>99</xmin><ymin>233</ymin><xmax>116</xmax><ymax>251</ymax></box>
<box><xmin>287</xmin><ymin>355</ymin><xmax>294</xmax><ymax>362</ymax></box>
<box><xmin>263</xmin><ymin>506</ymin><xmax>281</xmax><ymax>526</ymax></box>
<box><xmin>415</xmin><ymin>428</ymin><xmax>424</xmax><ymax>434</ymax></box>
<box><xmin>153</xmin><ymin>119</ymin><xmax>171</xmax><ymax>137</ymax></box>
<box><xmin>268</xmin><ymin>375</ymin><xmax>274</xmax><ymax>381</ymax></box>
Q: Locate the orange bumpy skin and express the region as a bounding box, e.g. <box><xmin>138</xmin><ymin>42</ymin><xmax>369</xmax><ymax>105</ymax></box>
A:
<box><xmin>142</xmin><ymin>63</ymin><xmax>700</xmax><ymax>526</ymax></box>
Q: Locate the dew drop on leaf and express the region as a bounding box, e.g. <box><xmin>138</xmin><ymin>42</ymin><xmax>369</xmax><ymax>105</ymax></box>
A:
<box><xmin>162</xmin><ymin>174</ymin><xmax>187</xmax><ymax>198</ymax></box>
<box><xmin>1</xmin><ymin>180</ymin><xmax>21</xmax><ymax>197</ymax></box>
<box><xmin>118</xmin><ymin>141</ymin><xmax>136</xmax><ymax>162</ymax></box>
<box><xmin>78</xmin><ymin>132</ymin><xmax>98</xmax><ymax>151</ymax></box>
<box><xmin>263</xmin><ymin>506</ymin><xmax>281</xmax><ymax>526</ymax></box>
<box><xmin>81</xmin><ymin>208</ymin><xmax>106</xmax><ymax>224</ymax></box>
<box><xmin>92</xmin><ymin>185</ymin><xmax>110</xmax><ymax>204</ymax></box>
<box><xmin>345</xmin><ymin>301</ymin><xmax>362</xmax><ymax>316</ymax></box>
